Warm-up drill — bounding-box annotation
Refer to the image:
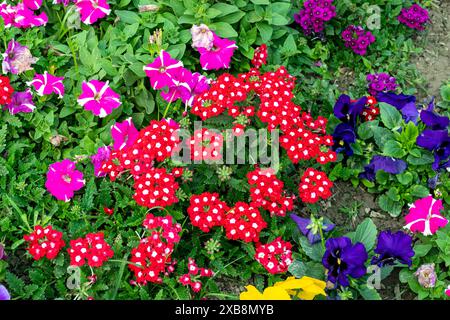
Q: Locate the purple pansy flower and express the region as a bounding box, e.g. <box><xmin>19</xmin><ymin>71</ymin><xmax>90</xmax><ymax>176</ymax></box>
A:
<box><xmin>4</xmin><ymin>89</ymin><xmax>35</xmax><ymax>115</ymax></box>
<box><xmin>371</xmin><ymin>231</ymin><xmax>414</xmax><ymax>267</ymax></box>
<box><xmin>290</xmin><ymin>213</ymin><xmax>335</xmax><ymax>244</ymax></box>
<box><xmin>0</xmin><ymin>285</ymin><xmax>10</xmax><ymax>300</ymax></box>
<box><xmin>333</xmin><ymin>94</ymin><xmax>367</xmax><ymax>126</ymax></box>
<box><xmin>359</xmin><ymin>155</ymin><xmax>407</xmax><ymax>181</ymax></box>
<box><xmin>416</xmin><ymin>129</ymin><xmax>450</xmax><ymax>171</ymax></box>
<box><xmin>420</xmin><ymin>98</ymin><xmax>449</xmax><ymax>130</ymax></box>
<box><xmin>376</xmin><ymin>92</ymin><xmax>419</xmax><ymax>124</ymax></box>
<box><xmin>332</xmin><ymin>123</ymin><xmax>357</xmax><ymax>156</ymax></box>
<box><xmin>322</xmin><ymin>236</ymin><xmax>368</xmax><ymax>287</ymax></box>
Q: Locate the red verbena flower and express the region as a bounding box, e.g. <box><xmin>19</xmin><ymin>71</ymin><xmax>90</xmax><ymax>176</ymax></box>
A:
<box><xmin>0</xmin><ymin>76</ymin><xmax>14</xmax><ymax>105</ymax></box>
<box><xmin>68</xmin><ymin>232</ymin><xmax>114</xmax><ymax>267</ymax></box>
<box><xmin>133</xmin><ymin>168</ymin><xmax>179</xmax><ymax>208</ymax></box>
<box><xmin>187</xmin><ymin>192</ymin><xmax>229</xmax><ymax>232</ymax></box>
<box><xmin>178</xmin><ymin>258</ymin><xmax>214</xmax><ymax>293</ymax></box>
<box><xmin>251</xmin><ymin>44</ymin><xmax>268</xmax><ymax>68</ymax></box>
<box><xmin>24</xmin><ymin>225</ymin><xmax>65</xmax><ymax>260</ymax></box>
<box><xmin>255</xmin><ymin>237</ymin><xmax>293</xmax><ymax>274</ymax></box>
<box><xmin>298</xmin><ymin>168</ymin><xmax>333</xmax><ymax>204</ymax></box>
<box><xmin>222</xmin><ymin>202</ymin><xmax>267</xmax><ymax>243</ymax></box>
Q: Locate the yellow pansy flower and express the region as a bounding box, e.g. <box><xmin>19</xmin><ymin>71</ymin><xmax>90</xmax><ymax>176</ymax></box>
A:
<box><xmin>240</xmin><ymin>276</ymin><xmax>326</xmax><ymax>300</ymax></box>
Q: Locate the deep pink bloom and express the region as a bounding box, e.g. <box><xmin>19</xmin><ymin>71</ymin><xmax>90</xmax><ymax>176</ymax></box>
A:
<box><xmin>27</xmin><ymin>72</ymin><xmax>65</xmax><ymax>98</ymax></box>
<box><xmin>4</xmin><ymin>89</ymin><xmax>35</xmax><ymax>114</ymax></box>
<box><xmin>45</xmin><ymin>159</ymin><xmax>85</xmax><ymax>201</ymax></box>
<box><xmin>164</xmin><ymin>118</ymin><xmax>180</xmax><ymax>129</ymax></box>
<box><xmin>144</xmin><ymin>50</ymin><xmax>184</xmax><ymax>90</ymax></box>
<box><xmin>75</xmin><ymin>0</ymin><xmax>111</xmax><ymax>24</ymax></box>
<box><xmin>91</xmin><ymin>146</ymin><xmax>111</xmax><ymax>177</ymax></box>
<box><xmin>111</xmin><ymin>117</ymin><xmax>139</xmax><ymax>150</ymax></box>
<box><xmin>23</xmin><ymin>0</ymin><xmax>42</xmax><ymax>10</ymax></box>
<box><xmin>160</xmin><ymin>68</ymin><xmax>193</xmax><ymax>103</ymax></box>
<box><xmin>404</xmin><ymin>196</ymin><xmax>448</xmax><ymax>236</ymax></box>
<box><xmin>77</xmin><ymin>80</ymin><xmax>121</xmax><ymax>117</ymax></box>
<box><xmin>197</xmin><ymin>33</ymin><xmax>237</xmax><ymax>70</ymax></box>
<box><xmin>0</xmin><ymin>2</ymin><xmax>47</xmax><ymax>28</ymax></box>
<box><xmin>445</xmin><ymin>285</ymin><xmax>450</xmax><ymax>297</ymax></box>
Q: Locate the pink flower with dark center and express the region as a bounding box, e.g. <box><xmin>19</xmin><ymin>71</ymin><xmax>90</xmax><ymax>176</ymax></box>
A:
<box><xmin>111</xmin><ymin>117</ymin><xmax>139</xmax><ymax>150</ymax></box>
<box><xmin>404</xmin><ymin>196</ymin><xmax>448</xmax><ymax>236</ymax></box>
<box><xmin>75</xmin><ymin>0</ymin><xmax>111</xmax><ymax>25</ymax></box>
<box><xmin>77</xmin><ymin>80</ymin><xmax>121</xmax><ymax>118</ymax></box>
<box><xmin>197</xmin><ymin>33</ymin><xmax>237</xmax><ymax>70</ymax></box>
<box><xmin>2</xmin><ymin>40</ymin><xmax>37</xmax><ymax>74</ymax></box>
<box><xmin>143</xmin><ymin>50</ymin><xmax>184</xmax><ymax>90</ymax></box>
<box><xmin>4</xmin><ymin>89</ymin><xmax>35</xmax><ymax>114</ymax></box>
<box><xmin>45</xmin><ymin>159</ymin><xmax>85</xmax><ymax>202</ymax></box>
<box><xmin>91</xmin><ymin>146</ymin><xmax>111</xmax><ymax>177</ymax></box>
<box><xmin>27</xmin><ymin>71</ymin><xmax>65</xmax><ymax>98</ymax></box>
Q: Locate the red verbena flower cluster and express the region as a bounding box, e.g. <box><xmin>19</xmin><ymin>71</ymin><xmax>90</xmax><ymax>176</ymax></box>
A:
<box><xmin>247</xmin><ymin>167</ymin><xmax>293</xmax><ymax>217</ymax></box>
<box><xmin>99</xmin><ymin>120</ymin><xmax>182</xmax><ymax>208</ymax></box>
<box><xmin>298</xmin><ymin>168</ymin><xmax>333</xmax><ymax>203</ymax></box>
<box><xmin>190</xmin><ymin>128</ymin><xmax>223</xmax><ymax>161</ymax></box>
<box><xmin>251</xmin><ymin>44</ymin><xmax>268</xmax><ymax>68</ymax></box>
<box><xmin>133</xmin><ymin>168</ymin><xmax>179</xmax><ymax>208</ymax></box>
<box><xmin>24</xmin><ymin>225</ymin><xmax>65</xmax><ymax>260</ymax></box>
<box><xmin>68</xmin><ymin>232</ymin><xmax>114</xmax><ymax>267</ymax></box>
<box><xmin>255</xmin><ymin>237</ymin><xmax>293</xmax><ymax>274</ymax></box>
<box><xmin>129</xmin><ymin>214</ymin><xmax>181</xmax><ymax>284</ymax></box>
<box><xmin>0</xmin><ymin>76</ymin><xmax>14</xmax><ymax>105</ymax></box>
<box><xmin>361</xmin><ymin>96</ymin><xmax>379</xmax><ymax>122</ymax></box>
<box><xmin>222</xmin><ymin>202</ymin><xmax>267</xmax><ymax>243</ymax></box>
<box><xmin>187</xmin><ymin>192</ymin><xmax>229</xmax><ymax>232</ymax></box>
<box><xmin>178</xmin><ymin>258</ymin><xmax>214</xmax><ymax>293</ymax></box>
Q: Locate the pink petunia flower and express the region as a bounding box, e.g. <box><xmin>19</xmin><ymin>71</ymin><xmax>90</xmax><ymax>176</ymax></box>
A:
<box><xmin>23</xmin><ymin>0</ymin><xmax>43</xmax><ymax>10</ymax></box>
<box><xmin>45</xmin><ymin>159</ymin><xmax>85</xmax><ymax>202</ymax></box>
<box><xmin>91</xmin><ymin>146</ymin><xmax>111</xmax><ymax>177</ymax></box>
<box><xmin>4</xmin><ymin>89</ymin><xmax>35</xmax><ymax>114</ymax></box>
<box><xmin>75</xmin><ymin>0</ymin><xmax>111</xmax><ymax>25</ymax></box>
<box><xmin>27</xmin><ymin>71</ymin><xmax>65</xmax><ymax>98</ymax></box>
<box><xmin>111</xmin><ymin>117</ymin><xmax>139</xmax><ymax>150</ymax></box>
<box><xmin>404</xmin><ymin>196</ymin><xmax>448</xmax><ymax>236</ymax></box>
<box><xmin>77</xmin><ymin>80</ymin><xmax>121</xmax><ymax>118</ymax></box>
<box><xmin>160</xmin><ymin>68</ymin><xmax>193</xmax><ymax>103</ymax></box>
<box><xmin>445</xmin><ymin>285</ymin><xmax>450</xmax><ymax>298</ymax></box>
<box><xmin>143</xmin><ymin>50</ymin><xmax>184</xmax><ymax>90</ymax></box>
<box><xmin>197</xmin><ymin>33</ymin><xmax>237</xmax><ymax>70</ymax></box>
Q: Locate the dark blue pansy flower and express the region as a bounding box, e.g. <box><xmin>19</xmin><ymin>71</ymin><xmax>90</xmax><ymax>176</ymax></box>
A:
<box><xmin>290</xmin><ymin>213</ymin><xmax>335</xmax><ymax>244</ymax></box>
<box><xmin>416</xmin><ymin>129</ymin><xmax>450</xmax><ymax>170</ymax></box>
<box><xmin>428</xmin><ymin>174</ymin><xmax>440</xmax><ymax>189</ymax></box>
<box><xmin>420</xmin><ymin>98</ymin><xmax>449</xmax><ymax>130</ymax></box>
<box><xmin>0</xmin><ymin>285</ymin><xmax>10</xmax><ymax>300</ymax></box>
<box><xmin>322</xmin><ymin>237</ymin><xmax>368</xmax><ymax>287</ymax></box>
<box><xmin>359</xmin><ymin>155</ymin><xmax>407</xmax><ymax>181</ymax></box>
<box><xmin>376</xmin><ymin>92</ymin><xmax>419</xmax><ymax>124</ymax></box>
<box><xmin>333</xmin><ymin>94</ymin><xmax>367</xmax><ymax>126</ymax></box>
<box><xmin>332</xmin><ymin>123</ymin><xmax>356</xmax><ymax>156</ymax></box>
<box><xmin>371</xmin><ymin>231</ymin><xmax>414</xmax><ymax>267</ymax></box>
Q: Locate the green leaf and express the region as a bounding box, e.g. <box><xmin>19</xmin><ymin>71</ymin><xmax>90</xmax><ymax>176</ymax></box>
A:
<box><xmin>396</xmin><ymin>172</ymin><xmax>413</xmax><ymax>185</ymax></box>
<box><xmin>210</xmin><ymin>3</ymin><xmax>240</xmax><ymax>16</ymax></box>
<box><xmin>373</xmin><ymin>127</ymin><xmax>395</xmax><ymax>149</ymax></box>
<box><xmin>256</xmin><ymin>22</ymin><xmax>273</xmax><ymax>43</ymax></box>
<box><xmin>413</xmin><ymin>244</ymin><xmax>432</xmax><ymax>258</ymax></box>
<box><xmin>357</xmin><ymin>120</ymin><xmax>378</xmax><ymax>140</ymax></box>
<box><xmin>358</xmin><ymin>285</ymin><xmax>381</xmax><ymax>300</ymax></box>
<box><xmin>210</xmin><ymin>22</ymin><xmax>238</xmax><ymax>38</ymax></box>
<box><xmin>115</xmin><ymin>10</ymin><xmax>141</xmax><ymax>24</ymax></box>
<box><xmin>379</xmin><ymin>102</ymin><xmax>403</xmax><ymax>129</ymax></box>
<box><xmin>299</xmin><ymin>237</ymin><xmax>324</xmax><ymax>262</ymax></box>
<box><xmin>383</xmin><ymin>140</ymin><xmax>406</xmax><ymax>158</ymax></box>
<box><xmin>378</xmin><ymin>194</ymin><xmax>403</xmax><ymax>217</ymax></box>
<box><xmin>250</xmin><ymin>0</ymin><xmax>270</xmax><ymax>4</ymax></box>
<box><xmin>410</xmin><ymin>185</ymin><xmax>430</xmax><ymax>198</ymax></box>
<box><xmin>352</xmin><ymin>218</ymin><xmax>377</xmax><ymax>251</ymax></box>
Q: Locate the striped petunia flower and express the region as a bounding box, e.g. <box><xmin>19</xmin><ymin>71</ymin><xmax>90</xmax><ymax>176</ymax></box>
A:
<box><xmin>4</xmin><ymin>89</ymin><xmax>35</xmax><ymax>114</ymax></box>
<box><xmin>75</xmin><ymin>0</ymin><xmax>111</xmax><ymax>24</ymax></box>
<box><xmin>77</xmin><ymin>80</ymin><xmax>121</xmax><ymax>117</ymax></box>
<box><xmin>27</xmin><ymin>71</ymin><xmax>65</xmax><ymax>98</ymax></box>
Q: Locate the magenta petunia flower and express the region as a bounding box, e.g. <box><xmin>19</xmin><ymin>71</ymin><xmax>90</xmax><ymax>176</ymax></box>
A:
<box><xmin>143</xmin><ymin>50</ymin><xmax>184</xmax><ymax>90</ymax></box>
<box><xmin>91</xmin><ymin>146</ymin><xmax>111</xmax><ymax>177</ymax></box>
<box><xmin>77</xmin><ymin>80</ymin><xmax>121</xmax><ymax>118</ymax></box>
<box><xmin>197</xmin><ymin>33</ymin><xmax>237</xmax><ymax>70</ymax></box>
<box><xmin>160</xmin><ymin>68</ymin><xmax>193</xmax><ymax>103</ymax></box>
<box><xmin>111</xmin><ymin>117</ymin><xmax>139</xmax><ymax>150</ymax></box>
<box><xmin>27</xmin><ymin>71</ymin><xmax>65</xmax><ymax>98</ymax></box>
<box><xmin>404</xmin><ymin>196</ymin><xmax>448</xmax><ymax>236</ymax></box>
<box><xmin>2</xmin><ymin>40</ymin><xmax>37</xmax><ymax>74</ymax></box>
<box><xmin>75</xmin><ymin>0</ymin><xmax>111</xmax><ymax>24</ymax></box>
<box><xmin>23</xmin><ymin>0</ymin><xmax>42</xmax><ymax>10</ymax></box>
<box><xmin>45</xmin><ymin>159</ymin><xmax>85</xmax><ymax>202</ymax></box>
<box><xmin>4</xmin><ymin>89</ymin><xmax>35</xmax><ymax>115</ymax></box>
